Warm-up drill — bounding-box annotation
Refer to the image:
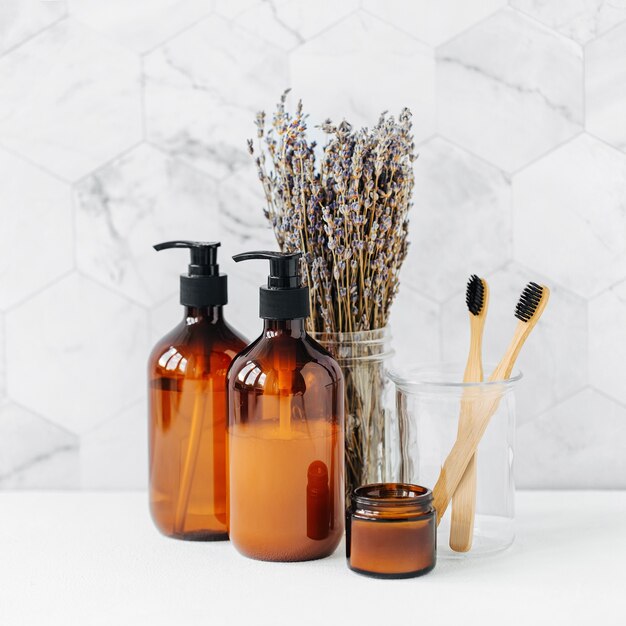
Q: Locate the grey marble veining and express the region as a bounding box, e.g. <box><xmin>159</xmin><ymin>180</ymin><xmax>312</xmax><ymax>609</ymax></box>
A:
<box><xmin>144</xmin><ymin>14</ymin><xmax>288</xmax><ymax>180</ymax></box>
<box><xmin>511</xmin><ymin>0</ymin><xmax>626</xmax><ymax>44</ymax></box>
<box><xmin>437</xmin><ymin>8</ymin><xmax>583</xmax><ymax>172</ymax></box>
<box><xmin>74</xmin><ymin>144</ymin><xmax>219</xmax><ymax>307</ymax></box>
<box><xmin>0</xmin><ymin>19</ymin><xmax>142</xmax><ymax>181</ymax></box>
<box><xmin>586</xmin><ymin>21</ymin><xmax>626</xmax><ymax>152</ymax></box>
<box><xmin>0</xmin><ymin>0</ymin><xmax>66</xmax><ymax>55</ymax></box>
<box><xmin>0</xmin><ymin>1</ymin><xmax>625</xmax><ymax>489</ymax></box>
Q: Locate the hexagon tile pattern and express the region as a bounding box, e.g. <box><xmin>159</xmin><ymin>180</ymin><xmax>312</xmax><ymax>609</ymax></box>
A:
<box><xmin>290</xmin><ymin>11</ymin><xmax>435</xmax><ymax>143</ymax></box>
<box><xmin>236</xmin><ymin>0</ymin><xmax>359</xmax><ymax>50</ymax></box>
<box><xmin>6</xmin><ymin>273</ymin><xmax>149</xmax><ymax>435</ymax></box>
<box><xmin>404</xmin><ymin>137</ymin><xmax>511</xmax><ymax>303</ymax></box>
<box><xmin>511</xmin><ymin>0</ymin><xmax>626</xmax><ymax>44</ymax></box>
<box><xmin>436</xmin><ymin>8</ymin><xmax>583</xmax><ymax>172</ymax></box>
<box><xmin>0</xmin><ymin>0</ymin><xmax>66</xmax><ymax>55</ymax></box>
<box><xmin>513</xmin><ymin>134</ymin><xmax>626</xmax><ymax>298</ymax></box>
<box><xmin>68</xmin><ymin>0</ymin><xmax>213</xmax><ymax>54</ymax></box>
<box><xmin>144</xmin><ymin>14</ymin><xmax>288</xmax><ymax>180</ymax></box>
<box><xmin>586</xmin><ymin>21</ymin><xmax>626</xmax><ymax>152</ymax></box>
<box><xmin>362</xmin><ymin>0</ymin><xmax>506</xmax><ymax>46</ymax></box>
<box><xmin>589</xmin><ymin>281</ymin><xmax>626</xmax><ymax>407</ymax></box>
<box><xmin>0</xmin><ymin>403</ymin><xmax>79</xmax><ymax>488</ymax></box>
<box><xmin>1</xmin><ymin>0</ymin><xmax>626</xmax><ymax>490</ymax></box>
<box><xmin>0</xmin><ymin>19</ymin><xmax>142</xmax><ymax>181</ymax></box>
<box><xmin>517</xmin><ymin>389</ymin><xmax>626</xmax><ymax>488</ymax></box>
<box><xmin>74</xmin><ymin>144</ymin><xmax>218</xmax><ymax>307</ymax></box>
<box><xmin>389</xmin><ymin>288</ymin><xmax>440</xmax><ymax>366</ymax></box>
<box><xmin>0</xmin><ymin>149</ymin><xmax>73</xmax><ymax>310</ymax></box>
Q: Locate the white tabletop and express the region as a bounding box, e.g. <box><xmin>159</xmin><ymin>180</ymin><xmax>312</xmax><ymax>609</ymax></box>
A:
<box><xmin>1</xmin><ymin>491</ymin><xmax>624</xmax><ymax>625</ymax></box>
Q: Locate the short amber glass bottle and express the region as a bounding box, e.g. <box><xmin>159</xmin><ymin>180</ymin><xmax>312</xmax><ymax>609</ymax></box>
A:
<box><xmin>228</xmin><ymin>318</ymin><xmax>344</xmax><ymax>560</ymax></box>
<box><xmin>149</xmin><ymin>241</ymin><xmax>247</xmax><ymax>540</ymax></box>
<box><xmin>228</xmin><ymin>251</ymin><xmax>345</xmax><ymax>562</ymax></box>
<box><xmin>346</xmin><ymin>483</ymin><xmax>436</xmax><ymax>578</ymax></box>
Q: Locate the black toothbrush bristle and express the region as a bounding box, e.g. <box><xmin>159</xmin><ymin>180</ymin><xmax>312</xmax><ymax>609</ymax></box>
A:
<box><xmin>466</xmin><ymin>274</ymin><xmax>485</xmax><ymax>316</ymax></box>
<box><xmin>515</xmin><ymin>282</ymin><xmax>544</xmax><ymax>322</ymax></box>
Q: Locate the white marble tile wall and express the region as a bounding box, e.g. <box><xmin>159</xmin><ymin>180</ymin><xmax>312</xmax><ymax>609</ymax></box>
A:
<box><xmin>0</xmin><ymin>0</ymin><xmax>624</xmax><ymax>489</ymax></box>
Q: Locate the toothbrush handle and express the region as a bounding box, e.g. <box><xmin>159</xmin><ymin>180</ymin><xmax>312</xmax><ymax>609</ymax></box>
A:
<box><xmin>436</xmin><ymin>286</ymin><xmax>549</xmax><ymax>526</ymax></box>
<box><xmin>435</xmin><ymin>327</ymin><xmax>522</xmax><ymax>524</ymax></box>
<box><xmin>450</xmin><ymin>323</ymin><xmax>483</xmax><ymax>551</ymax></box>
<box><xmin>434</xmin><ymin>387</ymin><xmax>502</xmax><ymax>525</ymax></box>
<box><xmin>449</xmin><ymin>440</ymin><xmax>478</xmax><ymax>550</ymax></box>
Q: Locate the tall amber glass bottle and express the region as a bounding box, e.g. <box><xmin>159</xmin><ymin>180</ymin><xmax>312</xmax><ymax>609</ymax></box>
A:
<box><xmin>228</xmin><ymin>251</ymin><xmax>344</xmax><ymax>561</ymax></box>
<box><xmin>149</xmin><ymin>240</ymin><xmax>247</xmax><ymax>540</ymax></box>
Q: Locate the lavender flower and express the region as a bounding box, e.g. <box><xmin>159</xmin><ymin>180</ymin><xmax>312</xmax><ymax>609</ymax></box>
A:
<box><xmin>250</xmin><ymin>92</ymin><xmax>414</xmax><ymax>334</ymax></box>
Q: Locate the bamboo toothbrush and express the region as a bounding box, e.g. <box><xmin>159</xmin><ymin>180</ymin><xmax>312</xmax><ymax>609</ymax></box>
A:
<box><xmin>449</xmin><ymin>275</ymin><xmax>489</xmax><ymax>552</ymax></box>
<box><xmin>433</xmin><ymin>282</ymin><xmax>550</xmax><ymax>525</ymax></box>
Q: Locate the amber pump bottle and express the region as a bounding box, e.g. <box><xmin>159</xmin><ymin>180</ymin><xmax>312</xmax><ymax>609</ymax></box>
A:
<box><xmin>149</xmin><ymin>240</ymin><xmax>247</xmax><ymax>540</ymax></box>
<box><xmin>228</xmin><ymin>251</ymin><xmax>345</xmax><ymax>562</ymax></box>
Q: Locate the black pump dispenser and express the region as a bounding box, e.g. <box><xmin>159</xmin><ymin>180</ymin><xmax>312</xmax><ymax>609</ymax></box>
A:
<box><xmin>154</xmin><ymin>240</ymin><xmax>228</xmax><ymax>307</ymax></box>
<box><xmin>233</xmin><ymin>251</ymin><xmax>309</xmax><ymax>320</ymax></box>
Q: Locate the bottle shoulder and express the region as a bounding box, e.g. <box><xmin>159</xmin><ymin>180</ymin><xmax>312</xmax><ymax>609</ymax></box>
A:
<box><xmin>218</xmin><ymin>318</ymin><xmax>248</xmax><ymax>352</ymax></box>
<box><xmin>228</xmin><ymin>332</ymin><xmax>343</xmax><ymax>389</ymax></box>
<box><xmin>303</xmin><ymin>334</ymin><xmax>344</xmax><ymax>379</ymax></box>
<box><xmin>149</xmin><ymin>317</ymin><xmax>247</xmax><ymax>378</ymax></box>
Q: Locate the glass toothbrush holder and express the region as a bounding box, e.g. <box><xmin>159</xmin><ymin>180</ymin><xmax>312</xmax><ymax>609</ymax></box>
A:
<box><xmin>388</xmin><ymin>363</ymin><xmax>521</xmax><ymax>558</ymax></box>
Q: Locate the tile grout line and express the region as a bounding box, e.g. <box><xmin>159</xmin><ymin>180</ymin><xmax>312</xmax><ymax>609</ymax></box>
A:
<box><xmin>0</xmin><ymin>144</ymin><xmax>71</xmax><ymax>186</ymax></box>
<box><xmin>0</xmin><ymin>13</ymin><xmax>68</xmax><ymax>60</ymax></box>
<box><xmin>139</xmin><ymin>56</ymin><xmax>148</xmax><ymax>141</ymax></box>
<box><xmin>73</xmin><ymin>140</ymin><xmax>145</xmax><ymax>187</ymax></box>
<box><xmin>139</xmin><ymin>9</ymin><xmax>216</xmax><ymax>58</ymax></box>
<box><xmin>3</xmin><ymin>268</ymin><xmax>75</xmax><ymax>315</ymax></box>
<box><xmin>3</xmin><ymin>399</ymin><xmax>80</xmax><ymax>440</ymax></box>
<box><xmin>358</xmin><ymin>7</ymin><xmax>431</xmax><ymax>47</ymax></box>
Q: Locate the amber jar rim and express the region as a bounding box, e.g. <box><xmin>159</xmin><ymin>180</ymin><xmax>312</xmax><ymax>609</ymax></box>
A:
<box><xmin>352</xmin><ymin>483</ymin><xmax>433</xmax><ymax>511</ymax></box>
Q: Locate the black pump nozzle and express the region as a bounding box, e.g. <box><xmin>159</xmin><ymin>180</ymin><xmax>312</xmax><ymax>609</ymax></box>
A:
<box><xmin>154</xmin><ymin>240</ymin><xmax>227</xmax><ymax>307</ymax></box>
<box><xmin>233</xmin><ymin>250</ymin><xmax>302</xmax><ymax>289</ymax></box>
<box><xmin>154</xmin><ymin>240</ymin><xmax>221</xmax><ymax>276</ymax></box>
<box><xmin>233</xmin><ymin>250</ymin><xmax>309</xmax><ymax>320</ymax></box>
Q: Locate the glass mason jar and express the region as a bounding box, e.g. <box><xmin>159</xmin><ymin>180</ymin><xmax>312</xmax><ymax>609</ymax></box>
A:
<box><xmin>346</xmin><ymin>483</ymin><xmax>436</xmax><ymax>578</ymax></box>
<box><xmin>388</xmin><ymin>363</ymin><xmax>521</xmax><ymax>558</ymax></box>
<box><xmin>311</xmin><ymin>328</ymin><xmax>395</xmax><ymax>503</ymax></box>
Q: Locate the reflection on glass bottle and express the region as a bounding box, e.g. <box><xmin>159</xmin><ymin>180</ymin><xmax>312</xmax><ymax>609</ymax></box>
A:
<box><xmin>228</xmin><ymin>251</ymin><xmax>344</xmax><ymax>561</ymax></box>
<box><xmin>148</xmin><ymin>241</ymin><xmax>247</xmax><ymax>540</ymax></box>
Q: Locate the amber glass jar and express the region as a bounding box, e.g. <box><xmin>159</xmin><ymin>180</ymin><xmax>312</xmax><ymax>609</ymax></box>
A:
<box><xmin>149</xmin><ymin>305</ymin><xmax>247</xmax><ymax>540</ymax></box>
<box><xmin>346</xmin><ymin>483</ymin><xmax>436</xmax><ymax>578</ymax></box>
<box><xmin>228</xmin><ymin>318</ymin><xmax>345</xmax><ymax>561</ymax></box>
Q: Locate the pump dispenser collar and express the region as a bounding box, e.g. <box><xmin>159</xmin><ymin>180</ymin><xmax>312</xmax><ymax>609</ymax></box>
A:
<box><xmin>233</xmin><ymin>250</ymin><xmax>310</xmax><ymax>320</ymax></box>
<box><xmin>154</xmin><ymin>240</ymin><xmax>228</xmax><ymax>307</ymax></box>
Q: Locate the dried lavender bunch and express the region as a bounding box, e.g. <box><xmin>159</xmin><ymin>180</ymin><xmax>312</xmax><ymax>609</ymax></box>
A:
<box><xmin>249</xmin><ymin>91</ymin><xmax>415</xmax><ymax>334</ymax></box>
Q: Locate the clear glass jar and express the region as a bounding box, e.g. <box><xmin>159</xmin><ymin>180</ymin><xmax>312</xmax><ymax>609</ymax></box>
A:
<box><xmin>311</xmin><ymin>328</ymin><xmax>395</xmax><ymax>502</ymax></box>
<box><xmin>346</xmin><ymin>483</ymin><xmax>436</xmax><ymax>578</ymax></box>
<box><xmin>388</xmin><ymin>363</ymin><xmax>521</xmax><ymax>558</ymax></box>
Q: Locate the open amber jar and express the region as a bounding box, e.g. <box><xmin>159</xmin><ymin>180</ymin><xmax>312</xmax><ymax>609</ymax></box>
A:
<box><xmin>346</xmin><ymin>483</ymin><xmax>436</xmax><ymax>578</ymax></box>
